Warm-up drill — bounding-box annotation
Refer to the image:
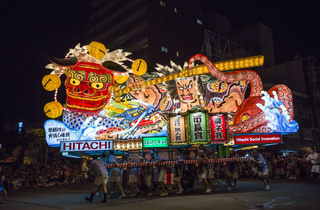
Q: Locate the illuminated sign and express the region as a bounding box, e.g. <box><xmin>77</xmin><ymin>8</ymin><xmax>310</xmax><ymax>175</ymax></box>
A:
<box><xmin>234</xmin><ymin>134</ymin><xmax>282</xmax><ymax>145</ymax></box>
<box><xmin>168</xmin><ymin>114</ymin><xmax>188</xmax><ymax>145</ymax></box>
<box><xmin>114</xmin><ymin>139</ymin><xmax>142</xmax><ymax>151</ymax></box>
<box><xmin>189</xmin><ymin>112</ymin><xmax>209</xmax><ymax>144</ymax></box>
<box><xmin>210</xmin><ymin>114</ymin><xmax>228</xmax><ymax>143</ymax></box>
<box><xmin>143</xmin><ymin>137</ymin><xmax>168</xmax><ymax>148</ymax></box>
<box><xmin>60</xmin><ymin>140</ymin><xmax>113</xmax><ymax>152</ymax></box>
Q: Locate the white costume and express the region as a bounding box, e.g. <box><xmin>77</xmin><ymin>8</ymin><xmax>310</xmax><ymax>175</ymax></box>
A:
<box><xmin>306</xmin><ymin>153</ymin><xmax>320</xmax><ymax>173</ymax></box>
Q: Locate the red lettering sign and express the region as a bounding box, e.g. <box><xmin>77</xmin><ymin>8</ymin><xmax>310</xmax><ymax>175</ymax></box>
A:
<box><xmin>234</xmin><ymin>134</ymin><xmax>282</xmax><ymax>145</ymax></box>
<box><xmin>210</xmin><ymin>114</ymin><xmax>228</xmax><ymax>144</ymax></box>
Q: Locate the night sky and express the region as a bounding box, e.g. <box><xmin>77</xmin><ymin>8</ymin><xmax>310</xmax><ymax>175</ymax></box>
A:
<box><xmin>1</xmin><ymin>0</ymin><xmax>319</xmax><ymax>130</ymax></box>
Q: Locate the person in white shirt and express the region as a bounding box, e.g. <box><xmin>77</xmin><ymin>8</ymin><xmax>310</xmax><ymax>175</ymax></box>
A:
<box><xmin>81</xmin><ymin>159</ymin><xmax>89</xmax><ymax>184</ymax></box>
<box><xmin>252</xmin><ymin>150</ymin><xmax>270</xmax><ymax>190</ymax></box>
<box><xmin>305</xmin><ymin>145</ymin><xmax>320</xmax><ymax>183</ymax></box>
<box><xmin>196</xmin><ymin>149</ymin><xmax>210</xmax><ymax>193</ymax></box>
<box><xmin>139</xmin><ymin>156</ymin><xmax>154</xmax><ymax>196</ymax></box>
<box><xmin>123</xmin><ymin>152</ymin><xmax>140</xmax><ymax>197</ymax></box>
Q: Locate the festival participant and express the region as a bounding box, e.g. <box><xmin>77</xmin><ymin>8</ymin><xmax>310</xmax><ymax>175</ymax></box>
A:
<box><xmin>252</xmin><ymin>150</ymin><xmax>270</xmax><ymax>190</ymax></box>
<box><xmin>173</xmin><ymin>148</ymin><xmax>184</xmax><ymax>194</ymax></box>
<box><xmin>181</xmin><ymin>151</ymin><xmax>194</xmax><ymax>191</ymax></box>
<box><xmin>107</xmin><ymin>150</ymin><xmax>126</xmax><ymax>199</ymax></box>
<box><xmin>123</xmin><ymin>152</ymin><xmax>140</xmax><ymax>197</ymax></box>
<box><xmin>226</xmin><ymin>148</ymin><xmax>239</xmax><ymax>191</ymax></box>
<box><xmin>81</xmin><ymin>159</ymin><xmax>89</xmax><ymax>184</ymax></box>
<box><xmin>207</xmin><ymin>147</ymin><xmax>218</xmax><ymax>191</ymax></box>
<box><xmin>151</xmin><ymin>150</ymin><xmax>172</xmax><ymax>196</ymax></box>
<box><xmin>305</xmin><ymin>145</ymin><xmax>320</xmax><ymax>183</ymax></box>
<box><xmin>196</xmin><ymin>149</ymin><xmax>210</xmax><ymax>193</ymax></box>
<box><xmin>85</xmin><ymin>155</ymin><xmax>108</xmax><ymax>203</ymax></box>
<box><xmin>139</xmin><ymin>156</ymin><xmax>154</xmax><ymax>196</ymax></box>
<box><xmin>0</xmin><ymin>175</ymin><xmax>7</xmax><ymax>204</ymax></box>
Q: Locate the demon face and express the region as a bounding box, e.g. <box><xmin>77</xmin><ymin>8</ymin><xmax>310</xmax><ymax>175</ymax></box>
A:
<box><xmin>64</xmin><ymin>62</ymin><xmax>114</xmax><ymax>114</ymax></box>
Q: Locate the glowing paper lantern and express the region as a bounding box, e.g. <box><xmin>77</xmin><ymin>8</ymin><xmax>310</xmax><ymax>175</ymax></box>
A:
<box><xmin>88</xmin><ymin>41</ymin><xmax>107</xmax><ymax>59</ymax></box>
<box><xmin>42</xmin><ymin>75</ymin><xmax>61</xmax><ymax>91</ymax></box>
<box><xmin>44</xmin><ymin>101</ymin><xmax>63</xmax><ymax>118</ymax></box>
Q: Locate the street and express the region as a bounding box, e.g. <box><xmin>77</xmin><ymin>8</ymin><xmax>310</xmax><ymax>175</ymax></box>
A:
<box><xmin>1</xmin><ymin>178</ymin><xmax>319</xmax><ymax>210</ymax></box>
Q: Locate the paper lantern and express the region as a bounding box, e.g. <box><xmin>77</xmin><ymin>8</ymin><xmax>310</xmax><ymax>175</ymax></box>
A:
<box><xmin>42</xmin><ymin>75</ymin><xmax>61</xmax><ymax>91</ymax></box>
<box><xmin>88</xmin><ymin>41</ymin><xmax>107</xmax><ymax>59</ymax></box>
<box><xmin>44</xmin><ymin>101</ymin><xmax>63</xmax><ymax>118</ymax></box>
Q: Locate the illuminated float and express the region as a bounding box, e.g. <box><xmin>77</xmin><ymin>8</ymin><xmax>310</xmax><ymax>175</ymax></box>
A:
<box><xmin>42</xmin><ymin>41</ymin><xmax>299</xmax><ymax>158</ymax></box>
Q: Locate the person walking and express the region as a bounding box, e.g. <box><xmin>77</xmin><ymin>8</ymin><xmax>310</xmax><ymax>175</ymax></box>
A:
<box><xmin>139</xmin><ymin>156</ymin><xmax>154</xmax><ymax>196</ymax></box>
<box><xmin>252</xmin><ymin>150</ymin><xmax>270</xmax><ymax>190</ymax></box>
<box><xmin>85</xmin><ymin>156</ymin><xmax>108</xmax><ymax>203</ymax></box>
<box><xmin>123</xmin><ymin>152</ymin><xmax>140</xmax><ymax>197</ymax></box>
<box><xmin>196</xmin><ymin>149</ymin><xmax>210</xmax><ymax>193</ymax></box>
<box><xmin>305</xmin><ymin>145</ymin><xmax>320</xmax><ymax>183</ymax></box>
<box><xmin>173</xmin><ymin>148</ymin><xmax>184</xmax><ymax>195</ymax></box>
<box><xmin>226</xmin><ymin>148</ymin><xmax>239</xmax><ymax>191</ymax></box>
<box><xmin>107</xmin><ymin>150</ymin><xmax>126</xmax><ymax>199</ymax></box>
<box><xmin>81</xmin><ymin>159</ymin><xmax>89</xmax><ymax>184</ymax></box>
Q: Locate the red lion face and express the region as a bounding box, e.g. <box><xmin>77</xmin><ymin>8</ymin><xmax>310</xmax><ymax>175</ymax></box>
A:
<box><xmin>64</xmin><ymin>62</ymin><xmax>114</xmax><ymax>114</ymax></box>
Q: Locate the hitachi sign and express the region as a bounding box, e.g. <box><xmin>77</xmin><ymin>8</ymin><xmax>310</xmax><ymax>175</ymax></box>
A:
<box><xmin>60</xmin><ymin>140</ymin><xmax>113</xmax><ymax>152</ymax></box>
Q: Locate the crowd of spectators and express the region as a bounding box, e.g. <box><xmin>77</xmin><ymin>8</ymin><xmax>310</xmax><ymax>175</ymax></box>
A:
<box><xmin>0</xmin><ymin>151</ymin><xmax>316</xmax><ymax>193</ymax></box>
<box><xmin>0</xmin><ymin>159</ymin><xmax>93</xmax><ymax>191</ymax></box>
<box><xmin>215</xmin><ymin>152</ymin><xmax>312</xmax><ymax>180</ymax></box>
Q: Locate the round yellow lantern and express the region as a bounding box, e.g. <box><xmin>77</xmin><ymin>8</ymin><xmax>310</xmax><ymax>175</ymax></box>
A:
<box><xmin>42</xmin><ymin>74</ymin><xmax>61</xmax><ymax>91</ymax></box>
<box><xmin>44</xmin><ymin>101</ymin><xmax>63</xmax><ymax>118</ymax></box>
<box><xmin>88</xmin><ymin>41</ymin><xmax>107</xmax><ymax>59</ymax></box>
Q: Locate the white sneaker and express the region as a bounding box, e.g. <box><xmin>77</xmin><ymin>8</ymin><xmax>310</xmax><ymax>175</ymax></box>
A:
<box><xmin>266</xmin><ymin>185</ymin><xmax>270</xmax><ymax>190</ymax></box>
<box><xmin>160</xmin><ymin>192</ymin><xmax>168</xmax><ymax>196</ymax></box>
<box><xmin>118</xmin><ymin>194</ymin><xmax>126</xmax><ymax>199</ymax></box>
<box><xmin>234</xmin><ymin>183</ymin><xmax>238</xmax><ymax>189</ymax></box>
<box><xmin>204</xmin><ymin>189</ymin><xmax>211</xmax><ymax>194</ymax></box>
<box><xmin>227</xmin><ymin>187</ymin><xmax>231</xmax><ymax>191</ymax></box>
<box><xmin>129</xmin><ymin>194</ymin><xmax>135</xmax><ymax>198</ymax></box>
<box><xmin>176</xmin><ymin>189</ymin><xmax>183</xmax><ymax>195</ymax></box>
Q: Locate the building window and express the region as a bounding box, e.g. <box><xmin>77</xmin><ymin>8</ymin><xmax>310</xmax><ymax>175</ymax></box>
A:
<box><xmin>174</xmin><ymin>8</ymin><xmax>177</xmax><ymax>13</ymax></box>
<box><xmin>303</xmin><ymin>128</ymin><xmax>313</xmax><ymax>140</ymax></box>
<box><xmin>176</xmin><ymin>52</ymin><xmax>179</xmax><ymax>57</ymax></box>
<box><xmin>161</xmin><ymin>46</ymin><xmax>168</xmax><ymax>53</ymax></box>
<box><xmin>160</xmin><ymin>1</ymin><xmax>166</xmax><ymax>7</ymax></box>
<box><xmin>287</xmin><ymin>131</ymin><xmax>300</xmax><ymax>139</ymax></box>
<box><xmin>299</xmin><ymin>106</ymin><xmax>310</xmax><ymax>118</ymax></box>
<box><xmin>197</xmin><ymin>19</ymin><xmax>202</xmax><ymax>25</ymax></box>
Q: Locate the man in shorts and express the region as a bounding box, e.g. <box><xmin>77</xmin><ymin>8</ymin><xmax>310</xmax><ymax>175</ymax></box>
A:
<box><xmin>123</xmin><ymin>152</ymin><xmax>140</xmax><ymax>197</ymax></box>
<box><xmin>226</xmin><ymin>148</ymin><xmax>239</xmax><ymax>191</ymax></box>
<box><xmin>196</xmin><ymin>149</ymin><xmax>210</xmax><ymax>193</ymax></box>
<box><xmin>151</xmin><ymin>150</ymin><xmax>172</xmax><ymax>196</ymax></box>
<box><xmin>85</xmin><ymin>155</ymin><xmax>108</xmax><ymax>203</ymax></box>
<box><xmin>107</xmin><ymin>150</ymin><xmax>126</xmax><ymax>199</ymax></box>
<box><xmin>173</xmin><ymin>148</ymin><xmax>184</xmax><ymax>194</ymax></box>
<box><xmin>139</xmin><ymin>156</ymin><xmax>154</xmax><ymax>196</ymax></box>
<box><xmin>252</xmin><ymin>150</ymin><xmax>270</xmax><ymax>190</ymax></box>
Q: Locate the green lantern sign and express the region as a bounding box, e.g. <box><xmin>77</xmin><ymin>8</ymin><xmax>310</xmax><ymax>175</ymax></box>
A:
<box><xmin>188</xmin><ymin>110</ymin><xmax>209</xmax><ymax>145</ymax></box>
<box><xmin>142</xmin><ymin>137</ymin><xmax>169</xmax><ymax>148</ymax></box>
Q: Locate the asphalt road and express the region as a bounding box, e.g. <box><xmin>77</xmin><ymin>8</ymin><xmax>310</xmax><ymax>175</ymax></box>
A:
<box><xmin>1</xmin><ymin>178</ymin><xmax>319</xmax><ymax>210</ymax></box>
